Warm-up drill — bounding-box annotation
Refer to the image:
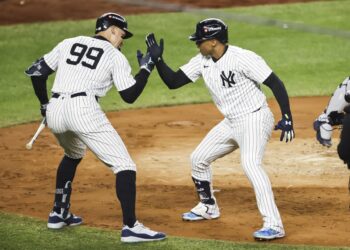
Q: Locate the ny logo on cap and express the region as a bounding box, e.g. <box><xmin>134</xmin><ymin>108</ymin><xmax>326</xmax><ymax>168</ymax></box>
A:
<box><xmin>220</xmin><ymin>71</ymin><xmax>235</xmax><ymax>88</ymax></box>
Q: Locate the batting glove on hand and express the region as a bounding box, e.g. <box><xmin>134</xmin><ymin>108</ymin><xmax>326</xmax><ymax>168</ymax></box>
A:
<box><xmin>274</xmin><ymin>113</ymin><xmax>295</xmax><ymax>142</ymax></box>
<box><xmin>136</xmin><ymin>50</ymin><xmax>155</xmax><ymax>73</ymax></box>
<box><xmin>313</xmin><ymin>113</ymin><xmax>332</xmax><ymax>147</ymax></box>
<box><xmin>40</xmin><ymin>103</ymin><xmax>48</xmax><ymax>117</ymax></box>
<box><xmin>145</xmin><ymin>33</ymin><xmax>164</xmax><ymax>63</ymax></box>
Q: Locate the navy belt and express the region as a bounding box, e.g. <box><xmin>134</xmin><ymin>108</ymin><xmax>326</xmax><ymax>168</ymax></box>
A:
<box><xmin>52</xmin><ymin>92</ymin><xmax>99</xmax><ymax>101</ymax></box>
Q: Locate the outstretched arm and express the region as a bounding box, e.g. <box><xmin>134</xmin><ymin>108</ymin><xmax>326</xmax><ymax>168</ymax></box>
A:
<box><xmin>119</xmin><ymin>50</ymin><xmax>155</xmax><ymax>104</ymax></box>
<box><xmin>263</xmin><ymin>72</ymin><xmax>295</xmax><ymax>142</ymax></box>
<box><xmin>155</xmin><ymin>60</ymin><xmax>192</xmax><ymax>89</ymax></box>
<box><xmin>145</xmin><ymin>33</ymin><xmax>192</xmax><ymax>89</ymax></box>
<box><xmin>119</xmin><ymin>69</ymin><xmax>150</xmax><ymax>104</ymax></box>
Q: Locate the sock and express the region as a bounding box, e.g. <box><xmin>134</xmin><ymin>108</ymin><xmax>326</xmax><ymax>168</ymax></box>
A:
<box><xmin>53</xmin><ymin>156</ymin><xmax>82</xmax><ymax>214</ymax></box>
<box><xmin>192</xmin><ymin>177</ymin><xmax>215</xmax><ymax>205</ymax></box>
<box><xmin>116</xmin><ymin>170</ymin><xmax>136</xmax><ymax>228</ymax></box>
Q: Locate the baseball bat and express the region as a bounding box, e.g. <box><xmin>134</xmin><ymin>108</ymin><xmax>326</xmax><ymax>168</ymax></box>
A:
<box><xmin>26</xmin><ymin>118</ymin><xmax>46</xmax><ymax>150</ymax></box>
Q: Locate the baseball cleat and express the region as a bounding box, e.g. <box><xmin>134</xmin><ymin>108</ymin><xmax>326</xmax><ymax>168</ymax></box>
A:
<box><xmin>182</xmin><ymin>202</ymin><xmax>220</xmax><ymax>221</ymax></box>
<box><xmin>47</xmin><ymin>211</ymin><xmax>82</xmax><ymax>229</ymax></box>
<box><xmin>253</xmin><ymin>228</ymin><xmax>285</xmax><ymax>240</ymax></box>
<box><xmin>121</xmin><ymin>221</ymin><xmax>166</xmax><ymax>243</ymax></box>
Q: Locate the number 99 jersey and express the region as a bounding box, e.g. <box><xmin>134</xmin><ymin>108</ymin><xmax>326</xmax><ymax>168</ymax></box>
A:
<box><xmin>44</xmin><ymin>36</ymin><xmax>136</xmax><ymax>97</ymax></box>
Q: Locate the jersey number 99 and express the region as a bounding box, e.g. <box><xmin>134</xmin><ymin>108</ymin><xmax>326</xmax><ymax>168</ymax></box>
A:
<box><xmin>66</xmin><ymin>43</ymin><xmax>104</xmax><ymax>70</ymax></box>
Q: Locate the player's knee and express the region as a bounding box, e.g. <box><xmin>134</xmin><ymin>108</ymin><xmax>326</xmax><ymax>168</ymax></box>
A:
<box><xmin>110</xmin><ymin>164</ymin><xmax>137</xmax><ymax>174</ymax></box>
<box><xmin>241</xmin><ymin>155</ymin><xmax>261</xmax><ymax>170</ymax></box>
<box><xmin>64</xmin><ymin>149</ymin><xmax>85</xmax><ymax>160</ymax></box>
<box><xmin>190</xmin><ymin>151</ymin><xmax>207</xmax><ymax>168</ymax></box>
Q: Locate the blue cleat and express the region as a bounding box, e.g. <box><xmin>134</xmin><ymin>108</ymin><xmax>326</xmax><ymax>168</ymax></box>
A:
<box><xmin>253</xmin><ymin>228</ymin><xmax>285</xmax><ymax>240</ymax></box>
<box><xmin>182</xmin><ymin>202</ymin><xmax>220</xmax><ymax>221</ymax></box>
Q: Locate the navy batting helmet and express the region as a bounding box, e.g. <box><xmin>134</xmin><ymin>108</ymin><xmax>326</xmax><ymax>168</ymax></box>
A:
<box><xmin>95</xmin><ymin>13</ymin><xmax>133</xmax><ymax>39</ymax></box>
<box><xmin>189</xmin><ymin>18</ymin><xmax>228</xmax><ymax>44</ymax></box>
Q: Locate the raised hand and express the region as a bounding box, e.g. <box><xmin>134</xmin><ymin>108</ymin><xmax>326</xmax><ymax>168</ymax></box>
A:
<box><xmin>136</xmin><ymin>49</ymin><xmax>154</xmax><ymax>73</ymax></box>
<box><xmin>145</xmin><ymin>33</ymin><xmax>164</xmax><ymax>63</ymax></box>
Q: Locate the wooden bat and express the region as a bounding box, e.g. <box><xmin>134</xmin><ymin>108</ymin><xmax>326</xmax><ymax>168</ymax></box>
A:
<box><xmin>26</xmin><ymin>118</ymin><xmax>46</xmax><ymax>150</ymax></box>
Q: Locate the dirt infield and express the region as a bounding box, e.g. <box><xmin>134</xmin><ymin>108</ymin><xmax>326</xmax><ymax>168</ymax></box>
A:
<box><xmin>1</xmin><ymin>0</ymin><xmax>349</xmax><ymax>247</ymax></box>
<box><xmin>1</xmin><ymin>97</ymin><xmax>349</xmax><ymax>246</ymax></box>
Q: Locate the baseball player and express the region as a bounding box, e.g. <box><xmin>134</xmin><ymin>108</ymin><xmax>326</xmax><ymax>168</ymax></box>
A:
<box><xmin>145</xmin><ymin>18</ymin><xmax>295</xmax><ymax>240</ymax></box>
<box><xmin>25</xmin><ymin>13</ymin><xmax>166</xmax><ymax>243</ymax></box>
<box><xmin>313</xmin><ymin>76</ymin><xmax>350</xmax><ymax>168</ymax></box>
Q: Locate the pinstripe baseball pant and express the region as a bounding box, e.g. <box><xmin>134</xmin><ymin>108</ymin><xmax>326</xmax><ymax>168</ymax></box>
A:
<box><xmin>46</xmin><ymin>93</ymin><xmax>136</xmax><ymax>174</ymax></box>
<box><xmin>190</xmin><ymin>106</ymin><xmax>283</xmax><ymax>230</ymax></box>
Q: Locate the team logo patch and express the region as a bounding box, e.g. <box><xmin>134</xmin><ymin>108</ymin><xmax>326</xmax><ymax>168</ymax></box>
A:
<box><xmin>220</xmin><ymin>71</ymin><xmax>236</xmax><ymax>88</ymax></box>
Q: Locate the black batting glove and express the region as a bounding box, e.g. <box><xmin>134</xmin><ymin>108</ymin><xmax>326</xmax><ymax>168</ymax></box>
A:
<box><xmin>40</xmin><ymin>103</ymin><xmax>48</xmax><ymax>117</ymax></box>
<box><xmin>145</xmin><ymin>33</ymin><xmax>164</xmax><ymax>63</ymax></box>
<box><xmin>274</xmin><ymin>113</ymin><xmax>295</xmax><ymax>142</ymax></box>
<box><xmin>136</xmin><ymin>50</ymin><xmax>154</xmax><ymax>73</ymax></box>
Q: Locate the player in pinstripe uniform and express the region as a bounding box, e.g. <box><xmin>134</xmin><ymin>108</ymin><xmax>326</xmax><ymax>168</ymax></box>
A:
<box><xmin>146</xmin><ymin>18</ymin><xmax>294</xmax><ymax>240</ymax></box>
<box><xmin>25</xmin><ymin>13</ymin><xmax>165</xmax><ymax>243</ymax></box>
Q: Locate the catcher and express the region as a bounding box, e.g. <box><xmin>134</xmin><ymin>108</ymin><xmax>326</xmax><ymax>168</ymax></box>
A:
<box><xmin>313</xmin><ymin>76</ymin><xmax>350</xmax><ymax>169</ymax></box>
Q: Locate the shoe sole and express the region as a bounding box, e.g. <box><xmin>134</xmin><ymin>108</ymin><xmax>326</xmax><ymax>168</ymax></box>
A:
<box><xmin>254</xmin><ymin>234</ymin><xmax>285</xmax><ymax>241</ymax></box>
<box><xmin>47</xmin><ymin>221</ymin><xmax>82</xmax><ymax>229</ymax></box>
<box><xmin>121</xmin><ymin>236</ymin><xmax>166</xmax><ymax>243</ymax></box>
<box><xmin>182</xmin><ymin>214</ymin><xmax>220</xmax><ymax>221</ymax></box>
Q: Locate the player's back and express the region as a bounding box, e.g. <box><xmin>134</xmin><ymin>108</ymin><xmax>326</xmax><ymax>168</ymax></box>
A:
<box><xmin>45</xmin><ymin>36</ymin><xmax>121</xmax><ymax>96</ymax></box>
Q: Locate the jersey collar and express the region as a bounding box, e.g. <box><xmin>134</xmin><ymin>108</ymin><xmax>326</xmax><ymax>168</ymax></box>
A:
<box><xmin>212</xmin><ymin>45</ymin><xmax>229</xmax><ymax>63</ymax></box>
<box><xmin>93</xmin><ymin>35</ymin><xmax>110</xmax><ymax>42</ymax></box>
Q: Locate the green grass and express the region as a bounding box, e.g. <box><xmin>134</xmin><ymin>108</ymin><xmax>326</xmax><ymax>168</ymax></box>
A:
<box><xmin>0</xmin><ymin>0</ymin><xmax>349</xmax><ymax>127</ymax></box>
<box><xmin>0</xmin><ymin>212</ymin><xmax>348</xmax><ymax>250</ymax></box>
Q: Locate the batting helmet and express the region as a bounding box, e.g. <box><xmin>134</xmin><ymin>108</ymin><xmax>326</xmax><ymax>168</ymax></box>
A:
<box><xmin>95</xmin><ymin>13</ymin><xmax>133</xmax><ymax>39</ymax></box>
<box><xmin>189</xmin><ymin>18</ymin><xmax>228</xmax><ymax>44</ymax></box>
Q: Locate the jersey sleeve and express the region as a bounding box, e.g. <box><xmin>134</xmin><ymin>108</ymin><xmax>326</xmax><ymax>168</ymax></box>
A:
<box><xmin>111</xmin><ymin>51</ymin><xmax>136</xmax><ymax>91</ymax></box>
<box><xmin>240</xmin><ymin>51</ymin><xmax>272</xmax><ymax>84</ymax></box>
<box><xmin>179</xmin><ymin>54</ymin><xmax>202</xmax><ymax>82</ymax></box>
<box><xmin>43</xmin><ymin>41</ymin><xmax>65</xmax><ymax>71</ymax></box>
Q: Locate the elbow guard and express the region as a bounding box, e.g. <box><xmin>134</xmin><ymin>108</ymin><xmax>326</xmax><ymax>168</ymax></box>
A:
<box><xmin>25</xmin><ymin>57</ymin><xmax>54</xmax><ymax>77</ymax></box>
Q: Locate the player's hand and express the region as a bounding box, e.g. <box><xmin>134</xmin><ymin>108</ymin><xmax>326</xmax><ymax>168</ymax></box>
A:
<box><xmin>145</xmin><ymin>33</ymin><xmax>164</xmax><ymax>63</ymax></box>
<box><xmin>313</xmin><ymin>116</ymin><xmax>332</xmax><ymax>147</ymax></box>
<box><xmin>274</xmin><ymin>113</ymin><xmax>295</xmax><ymax>142</ymax></box>
<box><xmin>40</xmin><ymin>103</ymin><xmax>48</xmax><ymax>117</ymax></box>
<box><xmin>136</xmin><ymin>50</ymin><xmax>154</xmax><ymax>73</ymax></box>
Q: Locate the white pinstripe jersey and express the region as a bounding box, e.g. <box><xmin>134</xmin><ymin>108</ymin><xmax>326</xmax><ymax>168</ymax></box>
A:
<box><xmin>180</xmin><ymin>45</ymin><xmax>272</xmax><ymax>119</ymax></box>
<box><xmin>44</xmin><ymin>36</ymin><xmax>135</xmax><ymax>97</ymax></box>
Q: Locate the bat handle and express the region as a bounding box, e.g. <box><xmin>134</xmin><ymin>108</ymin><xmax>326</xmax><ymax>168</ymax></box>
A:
<box><xmin>26</xmin><ymin>118</ymin><xmax>47</xmax><ymax>150</ymax></box>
